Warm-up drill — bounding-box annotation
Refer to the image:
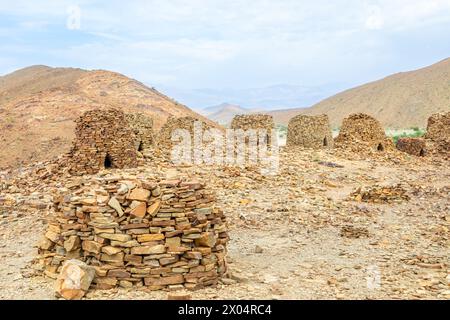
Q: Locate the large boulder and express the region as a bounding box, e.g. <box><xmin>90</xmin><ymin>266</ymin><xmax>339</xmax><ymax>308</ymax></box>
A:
<box><xmin>54</xmin><ymin>259</ymin><xmax>95</xmax><ymax>300</ymax></box>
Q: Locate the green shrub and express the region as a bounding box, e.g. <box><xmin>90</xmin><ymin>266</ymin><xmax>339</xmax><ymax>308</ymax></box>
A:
<box><xmin>392</xmin><ymin>128</ymin><xmax>425</xmax><ymax>144</ymax></box>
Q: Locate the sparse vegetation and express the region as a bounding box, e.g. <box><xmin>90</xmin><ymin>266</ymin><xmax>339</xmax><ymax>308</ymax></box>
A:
<box><xmin>276</xmin><ymin>124</ymin><xmax>287</xmax><ymax>138</ymax></box>
<box><xmin>391</xmin><ymin>127</ymin><xmax>425</xmax><ymax>144</ymax></box>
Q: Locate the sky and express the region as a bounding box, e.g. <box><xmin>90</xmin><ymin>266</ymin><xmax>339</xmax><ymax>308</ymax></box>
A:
<box><xmin>1</xmin><ymin>0</ymin><xmax>450</xmax><ymax>108</ymax></box>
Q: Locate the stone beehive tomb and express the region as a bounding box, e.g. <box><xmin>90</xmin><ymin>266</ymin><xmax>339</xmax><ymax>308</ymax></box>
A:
<box><xmin>230</xmin><ymin>114</ymin><xmax>275</xmax><ymax>146</ymax></box>
<box><xmin>125</xmin><ymin>113</ymin><xmax>155</xmax><ymax>152</ymax></box>
<box><xmin>37</xmin><ymin>175</ymin><xmax>229</xmax><ymax>290</ymax></box>
<box><xmin>335</xmin><ymin>113</ymin><xmax>394</xmax><ymax>152</ymax></box>
<box><xmin>286</xmin><ymin>114</ymin><xmax>334</xmax><ymax>149</ymax></box>
<box><xmin>67</xmin><ymin>108</ymin><xmax>138</xmax><ymax>175</ymax></box>
<box><xmin>425</xmin><ymin>112</ymin><xmax>449</xmax><ymax>156</ymax></box>
<box><xmin>396</xmin><ymin>138</ymin><xmax>427</xmax><ymax>157</ymax></box>
<box><xmin>157</xmin><ymin>116</ymin><xmax>214</xmax><ymax>158</ymax></box>
<box><xmin>425</xmin><ymin>111</ymin><xmax>450</xmax><ymax>141</ymax></box>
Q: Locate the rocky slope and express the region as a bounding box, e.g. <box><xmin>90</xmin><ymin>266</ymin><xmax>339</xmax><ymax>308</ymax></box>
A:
<box><xmin>268</xmin><ymin>58</ymin><xmax>450</xmax><ymax>128</ymax></box>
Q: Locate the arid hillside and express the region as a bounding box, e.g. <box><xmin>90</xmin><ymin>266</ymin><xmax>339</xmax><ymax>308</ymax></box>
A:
<box><xmin>268</xmin><ymin>58</ymin><xmax>450</xmax><ymax>128</ymax></box>
<box><xmin>0</xmin><ymin>65</ymin><xmax>216</xmax><ymax>169</ymax></box>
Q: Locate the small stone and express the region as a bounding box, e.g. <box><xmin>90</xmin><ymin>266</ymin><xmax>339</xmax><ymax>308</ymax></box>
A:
<box><xmin>100</xmin><ymin>252</ymin><xmax>124</xmax><ymax>263</ymax></box>
<box><xmin>82</xmin><ymin>240</ymin><xmax>103</xmax><ymax>254</ymax></box>
<box><xmin>221</xmin><ymin>278</ymin><xmax>236</xmax><ymax>285</ymax></box>
<box><xmin>147</xmin><ymin>200</ymin><xmax>161</xmax><ymax>216</ymax></box>
<box><xmin>39</xmin><ymin>236</ymin><xmax>55</xmax><ymax>250</ymax></box>
<box><xmin>117</xmin><ymin>184</ymin><xmax>129</xmax><ymax>195</ymax></box>
<box><xmin>127</xmin><ymin>188</ymin><xmax>150</xmax><ymax>202</ymax></box>
<box><xmin>255</xmin><ymin>245</ymin><xmax>263</xmax><ymax>254</ymax></box>
<box><xmin>64</xmin><ymin>236</ymin><xmax>80</xmax><ymax>252</ymax></box>
<box><xmin>119</xmin><ymin>280</ymin><xmax>133</xmax><ymax>288</ymax></box>
<box><xmin>194</xmin><ymin>232</ymin><xmax>216</xmax><ymax>248</ymax></box>
<box><xmin>131</xmin><ymin>245</ymin><xmax>166</xmax><ymax>255</ymax></box>
<box><xmin>99</xmin><ymin>233</ymin><xmax>131</xmax><ymax>242</ymax></box>
<box><xmin>137</xmin><ymin>233</ymin><xmax>165</xmax><ymax>242</ymax></box>
<box><xmin>108</xmin><ymin>197</ymin><xmax>124</xmax><ymax>217</ymax></box>
<box><xmin>167</xmin><ymin>293</ymin><xmax>192</xmax><ymax>300</ymax></box>
<box><xmin>101</xmin><ymin>246</ymin><xmax>123</xmax><ymax>255</ymax></box>
<box><xmin>130</xmin><ymin>202</ymin><xmax>147</xmax><ymax>218</ymax></box>
<box><xmin>152</xmin><ymin>187</ymin><xmax>161</xmax><ymax>197</ymax></box>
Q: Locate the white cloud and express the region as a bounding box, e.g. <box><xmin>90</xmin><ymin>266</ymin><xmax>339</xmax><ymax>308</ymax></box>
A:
<box><xmin>365</xmin><ymin>5</ymin><xmax>385</xmax><ymax>30</ymax></box>
<box><xmin>1</xmin><ymin>0</ymin><xmax>450</xmax><ymax>92</ymax></box>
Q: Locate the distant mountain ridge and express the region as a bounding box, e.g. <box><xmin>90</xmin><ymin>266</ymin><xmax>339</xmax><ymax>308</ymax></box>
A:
<box><xmin>267</xmin><ymin>58</ymin><xmax>450</xmax><ymax>128</ymax></box>
<box><xmin>199</xmin><ymin>103</ymin><xmax>261</xmax><ymax>124</ymax></box>
<box><xmin>161</xmin><ymin>84</ymin><xmax>336</xmax><ymax>110</ymax></box>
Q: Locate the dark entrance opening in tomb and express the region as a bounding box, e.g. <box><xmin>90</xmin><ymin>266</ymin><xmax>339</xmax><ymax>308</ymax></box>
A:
<box><xmin>104</xmin><ymin>154</ymin><xmax>113</xmax><ymax>168</ymax></box>
<box><xmin>323</xmin><ymin>137</ymin><xmax>328</xmax><ymax>146</ymax></box>
<box><xmin>377</xmin><ymin>143</ymin><xmax>384</xmax><ymax>151</ymax></box>
<box><xmin>138</xmin><ymin>141</ymin><xmax>144</xmax><ymax>152</ymax></box>
<box><xmin>419</xmin><ymin>149</ymin><xmax>425</xmax><ymax>157</ymax></box>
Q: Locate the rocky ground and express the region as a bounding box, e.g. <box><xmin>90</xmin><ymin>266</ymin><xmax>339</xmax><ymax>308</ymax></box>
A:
<box><xmin>0</xmin><ymin>148</ymin><xmax>448</xmax><ymax>300</ymax></box>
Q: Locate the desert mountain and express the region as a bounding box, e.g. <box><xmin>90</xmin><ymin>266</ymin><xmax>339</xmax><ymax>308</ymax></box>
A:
<box><xmin>268</xmin><ymin>58</ymin><xmax>450</xmax><ymax>128</ymax></box>
<box><xmin>0</xmin><ymin>65</ymin><xmax>217</xmax><ymax>169</ymax></box>
<box><xmin>200</xmin><ymin>103</ymin><xmax>259</xmax><ymax>125</ymax></box>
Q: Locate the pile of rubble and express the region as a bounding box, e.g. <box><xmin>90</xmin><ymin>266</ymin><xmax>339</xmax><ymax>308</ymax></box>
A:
<box><xmin>125</xmin><ymin>113</ymin><xmax>155</xmax><ymax>152</ymax></box>
<box><xmin>340</xmin><ymin>225</ymin><xmax>369</xmax><ymax>239</ymax></box>
<box><xmin>396</xmin><ymin>138</ymin><xmax>427</xmax><ymax>157</ymax></box>
<box><xmin>67</xmin><ymin>109</ymin><xmax>138</xmax><ymax>175</ymax></box>
<box><xmin>286</xmin><ymin>114</ymin><xmax>334</xmax><ymax>149</ymax></box>
<box><xmin>335</xmin><ymin>113</ymin><xmax>394</xmax><ymax>153</ymax></box>
<box><xmin>37</xmin><ymin>175</ymin><xmax>229</xmax><ymax>292</ymax></box>
<box><xmin>349</xmin><ymin>184</ymin><xmax>410</xmax><ymax>203</ymax></box>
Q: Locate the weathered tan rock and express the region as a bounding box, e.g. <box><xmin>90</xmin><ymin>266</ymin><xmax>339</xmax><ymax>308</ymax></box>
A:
<box><xmin>147</xmin><ymin>200</ymin><xmax>161</xmax><ymax>216</ymax></box>
<box><xmin>54</xmin><ymin>259</ymin><xmax>95</xmax><ymax>300</ymax></box>
<box><xmin>127</xmin><ymin>188</ymin><xmax>151</xmax><ymax>202</ymax></box>
<box><xmin>131</xmin><ymin>244</ymin><xmax>165</xmax><ymax>255</ymax></box>
<box><xmin>130</xmin><ymin>201</ymin><xmax>147</xmax><ymax>218</ymax></box>
<box><xmin>108</xmin><ymin>197</ymin><xmax>124</xmax><ymax>216</ymax></box>
<box><xmin>82</xmin><ymin>241</ymin><xmax>102</xmax><ymax>254</ymax></box>
<box><xmin>64</xmin><ymin>236</ymin><xmax>80</xmax><ymax>252</ymax></box>
<box><xmin>137</xmin><ymin>233</ymin><xmax>165</xmax><ymax>242</ymax></box>
<box><xmin>195</xmin><ymin>232</ymin><xmax>216</xmax><ymax>248</ymax></box>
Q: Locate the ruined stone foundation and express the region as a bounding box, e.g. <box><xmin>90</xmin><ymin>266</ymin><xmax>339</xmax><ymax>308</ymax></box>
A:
<box><xmin>396</xmin><ymin>138</ymin><xmax>427</xmax><ymax>157</ymax></box>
